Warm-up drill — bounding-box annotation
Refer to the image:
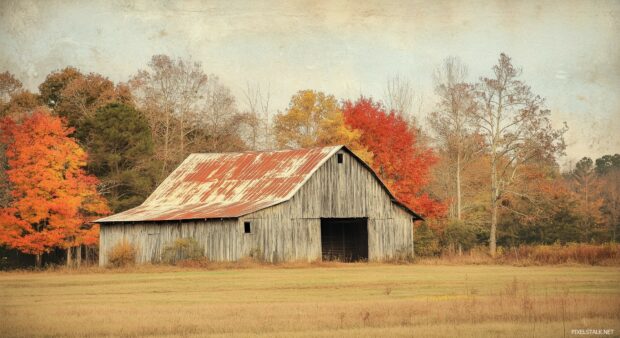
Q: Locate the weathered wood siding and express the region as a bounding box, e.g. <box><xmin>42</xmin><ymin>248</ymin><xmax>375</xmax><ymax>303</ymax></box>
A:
<box><xmin>99</xmin><ymin>219</ymin><xmax>240</xmax><ymax>266</ymax></box>
<box><xmin>240</xmin><ymin>150</ymin><xmax>414</xmax><ymax>262</ymax></box>
<box><xmin>99</xmin><ymin>150</ymin><xmax>414</xmax><ymax>265</ymax></box>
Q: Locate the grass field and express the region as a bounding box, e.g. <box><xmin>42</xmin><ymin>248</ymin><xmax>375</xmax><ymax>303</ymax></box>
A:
<box><xmin>1</xmin><ymin>264</ymin><xmax>619</xmax><ymax>337</ymax></box>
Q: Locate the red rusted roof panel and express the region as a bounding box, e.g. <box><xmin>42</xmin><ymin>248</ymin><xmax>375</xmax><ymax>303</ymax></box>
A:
<box><xmin>96</xmin><ymin>146</ymin><xmax>341</xmax><ymax>222</ymax></box>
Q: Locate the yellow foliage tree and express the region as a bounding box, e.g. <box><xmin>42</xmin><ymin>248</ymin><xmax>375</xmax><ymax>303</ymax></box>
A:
<box><xmin>274</xmin><ymin>90</ymin><xmax>372</xmax><ymax>164</ymax></box>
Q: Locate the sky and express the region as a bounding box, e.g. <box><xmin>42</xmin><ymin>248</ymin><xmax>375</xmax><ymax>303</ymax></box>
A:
<box><xmin>1</xmin><ymin>0</ymin><xmax>619</xmax><ymax>167</ymax></box>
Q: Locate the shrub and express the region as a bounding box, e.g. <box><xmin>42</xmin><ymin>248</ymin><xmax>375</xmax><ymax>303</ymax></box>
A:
<box><xmin>414</xmin><ymin>222</ymin><xmax>441</xmax><ymax>257</ymax></box>
<box><xmin>107</xmin><ymin>241</ymin><xmax>136</xmax><ymax>267</ymax></box>
<box><xmin>162</xmin><ymin>238</ymin><xmax>203</xmax><ymax>264</ymax></box>
<box><xmin>391</xmin><ymin>244</ymin><xmax>415</xmax><ymax>263</ymax></box>
<box><xmin>441</xmin><ymin>220</ymin><xmax>479</xmax><ymax>254</ymax></box>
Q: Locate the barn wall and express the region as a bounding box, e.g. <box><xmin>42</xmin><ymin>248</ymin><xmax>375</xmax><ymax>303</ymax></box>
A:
<box><xmin>99</xmin><ymin>219</ymin><xmax>240</xmax><ymax>266</ymax></box>
<box><xmin>242</xmin><ymin>150</ymin><xmax>413</xmax><ymax>262</ymax></box>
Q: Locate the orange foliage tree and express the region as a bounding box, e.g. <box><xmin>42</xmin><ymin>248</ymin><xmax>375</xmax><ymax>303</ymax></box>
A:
<box><xmin>343</xmin><ymin>97</ymin><xmax>445</xmax><ymax>218</ymax></box>
<box><xmin>0</xmin><ymin>109</ymin><xmax>108</xmax><ymax>267</ymax></box>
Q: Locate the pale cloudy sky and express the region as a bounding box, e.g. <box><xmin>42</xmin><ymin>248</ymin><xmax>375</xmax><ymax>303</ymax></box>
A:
<box><xmin>1</xmin><ymin>0</ymin><xmax>619</xmax><ymax>166</ymax></box>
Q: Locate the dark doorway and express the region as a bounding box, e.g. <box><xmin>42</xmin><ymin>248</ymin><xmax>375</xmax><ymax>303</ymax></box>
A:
<box><xmin>320</xmin><ymin>218</ymin><xmax>368</xmax><ymax>261</ymax></box>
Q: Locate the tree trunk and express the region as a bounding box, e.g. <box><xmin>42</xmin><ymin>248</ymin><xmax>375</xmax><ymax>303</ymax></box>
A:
<box><xmin>76</xmin><ymin>245</ymin><xmax>82</xmax><ymax>268</ymax></box>
<box><xmin>490</xmin><ymin>148</ymin><xmax>498</xmax><ymax>257</ymax></box>
<box><xmin>66</xmin><ymin>247</ymin><xmax>72</xmax><ymax>267</ymax></box>
<box><xmin>456</xmin><ymin>150</ymin><xmax>462</xmax><ymax>220</ymax></box>
<box><xmin>35</xmin><ymin>254</ymin><xmax>42</xmax><ymax>268</ymax></box>
<box><xmin>490</xmin><ymin>198</ymin><xmax>498</xmax><ymax>257</ymax></box>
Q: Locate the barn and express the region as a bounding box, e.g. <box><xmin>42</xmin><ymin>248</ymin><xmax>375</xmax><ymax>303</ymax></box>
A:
<box><xmin>96</xmin><ymin>145</ymin><xmax>422</xmax><ymax>265</ymax></box>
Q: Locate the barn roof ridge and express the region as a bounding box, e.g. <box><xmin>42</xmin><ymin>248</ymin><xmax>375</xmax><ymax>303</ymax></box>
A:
<box><xmin>95</xmin><ymin>145</ymin><xmax>422</xmax><ymax>223</ymax></box>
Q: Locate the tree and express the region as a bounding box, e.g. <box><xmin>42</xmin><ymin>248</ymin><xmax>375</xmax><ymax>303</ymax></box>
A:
<box><xmin>82</xmin><ymin>103</ymin><xmax>158</xmax><ymax>212</ymax></box>
<box><xmin>0</xmin><ymin>109</ymin><xmax>108</xmax><ymax>267</ymax></box>
<box><xmin>242</xmin><ymin>82</ymin><xmax>272</xmax><ymax>150</ymax></box>
<box><xmin>55</xmin><ymin>73</ymin><xmax>131</xmax><ymax>138</ymax></box>
<box><xmin>498</xmin><ymin>169</ymin><xmax>583</xmax><ymax>245</ymax></box>
<box><xmin>198</xmin><ymin>77</ymin><xmax>254</xmax><ymax>153</ymax></box>
<box><xmin>38</xmin><ymin>67</ymin><xmax>83</xmax><ymax>109</ymax></box>
<box><xmin>595</xmin><ymin>154</ymin><xmax>620</xmax><ymax>241</ymax></box>
<box><xmin>429</xmin><ymin>57</ymin><xmax>479</xmax><ymax>220</ymax></box>
<box><xmin>343</xmin><ymin>97</ymin><xmax>445</xmax><ymax>218</ymax></box>
<box><xmin>1</xmin><ymin>91</ymin><xmax>40</xmax><ymax>118</ymax></box>
<box><xmin>474</xmin><ymin>53</ymin><xmax>566</xmax><ymax>256</ymax></box>
<box><xmin>0</xmin><ymin>72</ymin><xmax>40</xmax><ymax>209</ymax></box>
<box><xmin>569</xmin><ymin>157</ymin><xmax>606</xmax><ymax>241</ymax></box>
<box><xmin>130</xmin><ymin>55</ymin><xmax>209</xmax><ymax>180</ymax></box>
<box><xmin>384</xmin><ymin>75</ymin><xmax>419</xmax><ymax>123</ymax></box>
<box><xmin>595</xmin><ymin>154</ymin><xmax>620</xmax><ymax>176</ymax></box>
<box><xmin>273</xmin><ymin>90</ymin><xmax>372</xmax><ymax>163</ymax></box>
<box><xmin>274</xmin><ymin>90</ymin><xmax>340</xmax><ymax>148</ymax></box>
<box><xmin>0</xmin><ymin>71</ymin><xmax>23</xmax><ymax>108</ymax></box>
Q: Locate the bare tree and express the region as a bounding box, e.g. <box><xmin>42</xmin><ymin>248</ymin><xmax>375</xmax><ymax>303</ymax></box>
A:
<box><xmin>199</xmin><ymin>77</ymin><xmax>250</xmax><ymax>152</ymax></box>
<box><xmin>130</xmin><ymin>55</ymin><xmax>208</xmax><ymax>180</ymax></box>
<box><xmin>429</xmin><ymin>57</ymin><xmax>479</xmax><ymax>220</ymax></box>
<box><xmin>242</xmin><ymin>82</ymin><xmax>272</xmax><ymax>150</ymax></box>
<box><xmin>385</xmin><ymin>75</ymin><xmax>413</xmax><ymax>116</ymax></box>
<box><xmin>474</xmin><ymin>53</ymin><xmax>566</xmax><ymax>256</ymax></box>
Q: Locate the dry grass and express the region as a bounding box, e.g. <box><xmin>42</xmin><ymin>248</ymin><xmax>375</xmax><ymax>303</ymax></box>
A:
<box><xmin>1</xmin><ymin>264</ymin><xmax>619</xmax><ymax>337</ymax></box>
<box><xmin>419</xmin><ymin>243</ymin><xmax>620</xmax><ymax>266</ymax></box>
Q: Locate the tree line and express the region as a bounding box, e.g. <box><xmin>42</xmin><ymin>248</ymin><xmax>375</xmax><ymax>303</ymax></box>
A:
<box><xmin>0</xmin><ymin>53</ymin><xmax>617</xmax><ymax>266</ymax></box>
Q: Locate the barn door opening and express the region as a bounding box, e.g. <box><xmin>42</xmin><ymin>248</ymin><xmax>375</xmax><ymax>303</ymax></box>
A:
<box><xmin>320</xmin><ymin>218</ymin><xmax>368</xmax><ymax>262</ymax></box>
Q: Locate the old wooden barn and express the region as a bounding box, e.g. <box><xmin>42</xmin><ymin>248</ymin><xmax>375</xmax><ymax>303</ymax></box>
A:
<box><xmin>96</xmin><ymin>145</ymin><xmax>422</xmax><ymax>265</ymax></box>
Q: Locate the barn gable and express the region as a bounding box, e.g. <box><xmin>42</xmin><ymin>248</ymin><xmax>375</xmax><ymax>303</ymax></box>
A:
<box><xmin>239</xmin><ymin>148</ymin><xmax>418</xmax><ymax>261</ymax></box>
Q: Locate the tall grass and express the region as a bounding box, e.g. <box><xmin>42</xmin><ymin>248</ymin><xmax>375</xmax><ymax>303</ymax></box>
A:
<box><xmin>421</xmin><ymin>243</ymin><xmax>620</xmax><ymax>266</ymax></box>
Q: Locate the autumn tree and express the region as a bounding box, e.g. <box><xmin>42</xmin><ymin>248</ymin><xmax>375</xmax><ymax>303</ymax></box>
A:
<box><xmin>38</xmin><ymin>67</ymin><xmax>83</xmax><ymax>109</ymax></box>
<box><xmin>569</xmin><ymin>157</ymin><xmax>606</xmax><ymax>241</ymax></box>
<box><xmin>0</xmin><ymin>71</ymin><xmax>40</xmax><ymax>119</ymax></box>
<box><xmin>273</xmin><ymin>90</ymin><xmax>372</xmax><ymax>163</ymax></box>
<box><xmin>82</xmin><ymin>103</ymin><xmax>158</xmax><ymax>212</ymax></box>
<box><xmin>429</xmin><ymin>57</ymin><xmax>479</xmax><ymax>220</ymax></box>
<box><xmin>39</xmin><ymin>68</ymin><xmax>131</xmax><ymax>143</ymax></box>
<box><xmin>1</xmin><ymin>91</ymin><xmax>40</xmax><ymax>119</ymax></box>
<box><xmin>498</xmin><ymin>166</ymin><xmax>583</xmax><ymax>245</ymax></box>
<box><xmin>0</xmin><ymin>72</ymin><xmax>42</xmax><ymax>211</ymax></box>
<box><xmin>56</xmin><ymin>74</ymin><xmax>131</xmax><ymax>137</ymax></box>
<box><xmin>0</xmin><ymin>109</ymin><xmax>108</xmax><ymax>267</ymax></box>
<box><xmin>343</xmin><ymin>97</ymin><xmax>445</xmax><ymax>218</ymax></box>
<box><xmin>0</xmin><ymin>71</ymin><xmax>23</xmax><ymax>108</ymax></box>
<box><xmin>474</xmin><ymin>53</ymin><xmax>566</xmax><ymax>256</ymax></box>
<box><xmin>595</xmin><ymin>154</ymin><xmax>620</xmax><ymax>241</ymax></box>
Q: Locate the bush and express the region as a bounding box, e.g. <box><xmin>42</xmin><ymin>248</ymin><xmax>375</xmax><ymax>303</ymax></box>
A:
<box><xmin>162</xmin><ymin>238</ymin><xmax>203</xmax><ymax>264</ymax></box>
<box><xmin>391</xmin><ymin>244</ymin><xmax>415</xmax><ymax>263</ymax></box>
<box><xmin>108</xmin><ymin>241</ymin><xmax>136</xmax><ymax>267</ymax></box>
<box><xmin>414</xmin><ymin>222</ymin><xmax>441</xmax><ymax>257</ymax></box>
<box><xmin>441</xmin><ymin>220</ymin><xmax>479</xmax><ymax>254</ymax></box>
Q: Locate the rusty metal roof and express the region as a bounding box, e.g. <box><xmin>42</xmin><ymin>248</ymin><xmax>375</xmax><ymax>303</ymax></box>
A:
<box><xmin>95</xmin><ymin>145</ymin><xmax>422</xmax><ymax>223</ymax></box>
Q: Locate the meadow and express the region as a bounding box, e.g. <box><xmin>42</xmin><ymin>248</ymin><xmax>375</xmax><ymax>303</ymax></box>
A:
<box><xmin>1</xmin><ymin>264</ymin><xmax>619</xmax><ymax>337</ymax></box>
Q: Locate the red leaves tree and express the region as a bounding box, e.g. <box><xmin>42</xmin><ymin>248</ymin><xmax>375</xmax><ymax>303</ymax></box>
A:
<box><xmin>0</xmin><ymin>109</ymin><xmax>108</xmax><ymax>267</ymax></box>
<box><xmin>343</xmin><ymin>97</ymin><xmax>445</xmax><ymax>218</ymax></box>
